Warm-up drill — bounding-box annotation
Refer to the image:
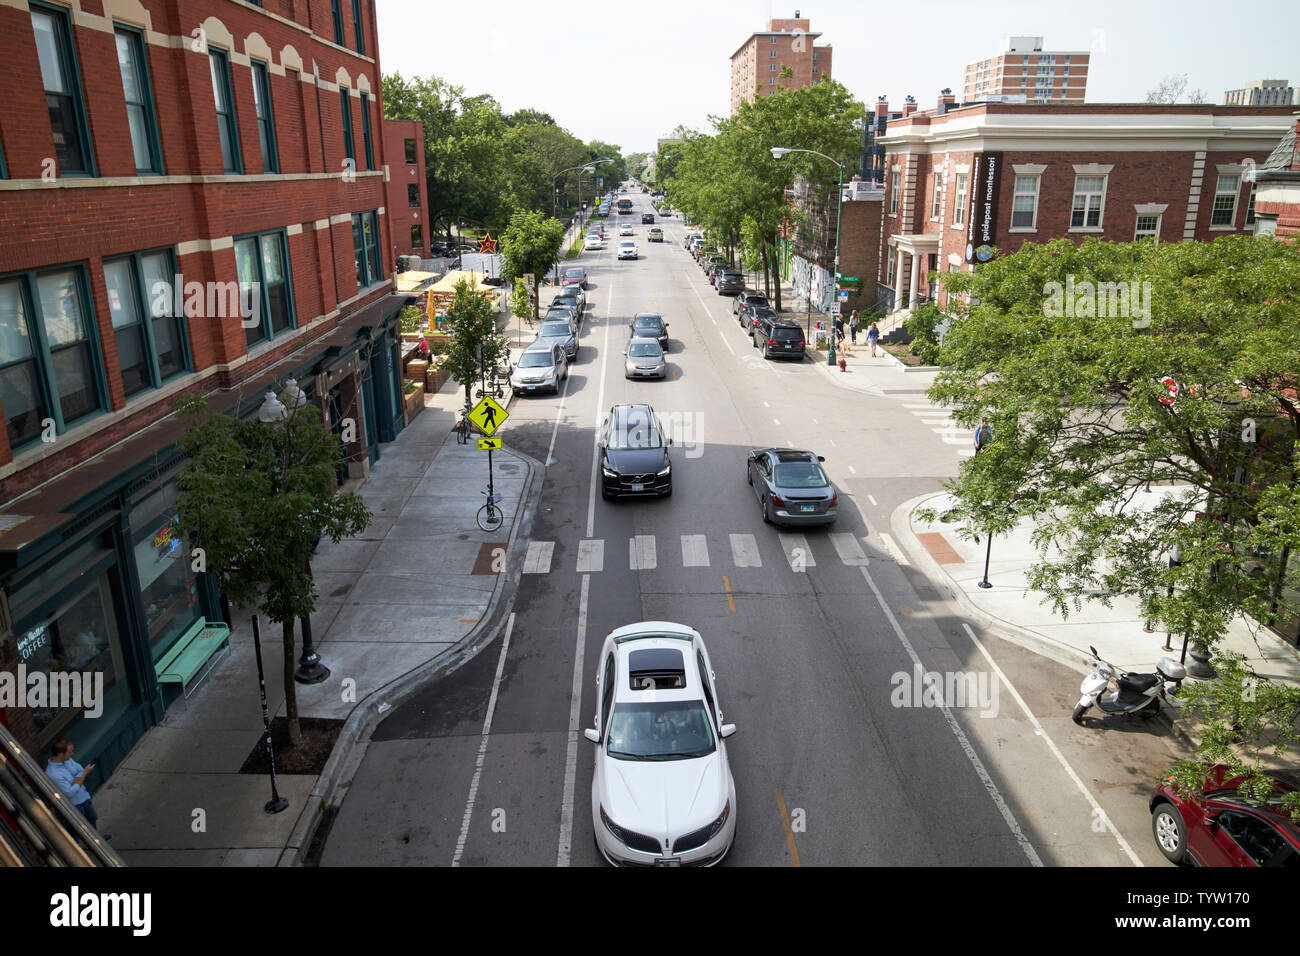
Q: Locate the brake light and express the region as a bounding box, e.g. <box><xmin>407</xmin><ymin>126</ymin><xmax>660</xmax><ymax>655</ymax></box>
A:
<box><xmin>829</xmin><ymin>491</ymin><xmax>838</xmax><ymax>508</ymax></box>
<box><xmin>771</xmin><ymin>494</ymin><xmax>785</xmax><ymax>508</ymax></box>
<box><xmin>798</xmin><ymin>340</ymin><xmax>806</xmax><ymax>347</ymax></box>
<box><xmin>768</xmin><ymin>339</ymin><xmax>777</xmax><ymax>346</ymax></box>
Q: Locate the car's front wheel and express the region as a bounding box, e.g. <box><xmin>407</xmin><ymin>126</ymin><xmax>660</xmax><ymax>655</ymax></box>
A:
<box><xmin>1151</xmin><ymin>802</ymin><xmax>1188</xmax><ymax>864</ymax></box>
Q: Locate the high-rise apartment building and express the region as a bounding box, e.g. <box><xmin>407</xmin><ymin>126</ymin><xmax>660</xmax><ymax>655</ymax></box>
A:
<box><xmin>961</xmin><ymin>36</ymin><xmax>1088</xmax><ymax>105</ymax></box>
<box><xmin>729</xmin><ymin>12</ymin><xmax>833</xmax><ymax>115</ymax></box>
<box><xmin>1225</xmin><ymin>80</ymin><xmax>1300</xmax><ymax>107</ymax></box>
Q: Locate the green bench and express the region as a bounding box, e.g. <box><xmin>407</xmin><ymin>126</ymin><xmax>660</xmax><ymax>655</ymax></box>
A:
<box><xmin>154</xmin><ymin>616</ymin><xmax>231</xmax><ymax>707</ymax></box>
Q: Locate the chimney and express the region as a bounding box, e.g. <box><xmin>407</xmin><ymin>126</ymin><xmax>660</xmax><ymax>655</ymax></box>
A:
<box><xmin>875</xmin><ymin>95</ymin><xmax>890</xmax><ymax>119</ymax></box>
<box><xmin>938</xmin><ymin>88</ymin><xmax>956</xmax><ymax>112</ymax></box>
<box><xmin>902</xmin><ymin>95</ymin><xmax>917</xmax><ymax>117</ymax></box>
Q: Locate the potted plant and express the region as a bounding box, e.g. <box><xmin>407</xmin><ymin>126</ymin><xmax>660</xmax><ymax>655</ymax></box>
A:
<box><xmin>403</xmin><ymin>379</ymin><xmax>424</xmax><ymax>423</ymax></box>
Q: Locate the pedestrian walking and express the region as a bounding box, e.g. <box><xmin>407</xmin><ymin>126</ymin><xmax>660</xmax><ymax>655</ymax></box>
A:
<box><xmin>833</xmin><ymin>314</ymin><xmax>845</xmax><ymax>341</ymax></box>
<box><xmin>849</xmin><ymin>310</ymin><xmax>860</xmax><ymax>345</ymax></box>
<box><xmin>974</xmin><ymin>421</ymin><xmax>993</xmax><ymax>455</ymax></box>
<box><xmin>866</xmin><ymin>321</ymin><xmax>880</xmax><ymax>357</ymax></box>
<box><xmin>46</xmin><ymin>739</ymin><xmax>107</xmax><ymax>836</ymax></box>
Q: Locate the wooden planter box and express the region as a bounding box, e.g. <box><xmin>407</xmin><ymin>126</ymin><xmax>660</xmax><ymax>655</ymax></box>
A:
<box><xmin>403</xmin><ymin>385</ymin><xmax>424</xmax><ymax>424</ymax></box>
<box><xmin>405</xmin><ymin>359</ymin><xmax>429</xmax><ymax>383</ymax></box>
<box><xmin>400</xmin><ymin>332</ymin><xmax>423</xmax><ymax>344</ymax></box>
<box><xmin>426</xmin><ymin>332</ymin><xmax>452</xmax><ymax>347</ymax></box>
<box><xmin>426</xmin><ymin>366</ymin><xmax>450</xmax><ymax>393</ymax></box>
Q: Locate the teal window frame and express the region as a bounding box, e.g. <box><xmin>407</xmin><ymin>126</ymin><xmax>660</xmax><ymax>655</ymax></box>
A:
<box><xmin>339</xmin><ymin>88</ymin><xmax>355</xmax><ymax>166</ymax></box>
<box><xmin>331</xmin><ymin>0</ymin><xmax>345</xmax><ymax>46</ymax></box>
<box><xmin>103</xmin><ymin>248</ymin><xmax>191</xmax><ymax>399</ymax></box>
<box><xmin>352</xmin><ymin>0</ymin><xmax>365</xmax><ymax>55</ymax></box>
<box><xmin>360</xmin><ymin>92</ymin><xmax>374</xmax><ymax>171</ymax></box>
<box><xmin>1</xmin><ymin>264</ymin><xmax>108</xmax><ymax>452</ymax></box>
<box><xmin>31</xmin><ymin>1</ymin><xmax>96</xmax><ymax>177</ymax></box>
<box><xmin>0</xmin><ymin>138</ymin><xmax>7</xmax><ymax>179</ymax></box>
<box><xmin>208</xmin><ymin>47</ymin><xmax>242</xmax><ymax>174</ymax></box>
<box><xmin>251</xmin><ymin>59</ymin><xmax>278</xmax><ymax>174</ymax></box>
<box><xmin>233</xmin><ymin>229</ymin><xmax>296</xmax><ymax>350</ymax></box>
<box><xmin>351</xmin><ymin>211</ymin><xmax>382</xmax><ymax>289</ymax></box>
<box><xmin>113</xmin><ymin>24</ymin><xmax>164</xmax><ymax>175</ymax></box>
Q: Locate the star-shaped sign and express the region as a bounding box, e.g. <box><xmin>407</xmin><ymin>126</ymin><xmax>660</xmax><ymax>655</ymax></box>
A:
<box><xmin>478</xmin><ymin>233</ymin><xmax>499</xmax><ymax>255</ymax></box>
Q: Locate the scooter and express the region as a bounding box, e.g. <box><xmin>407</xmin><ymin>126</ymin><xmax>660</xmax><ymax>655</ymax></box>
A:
<box><xmin>1072</xmin><ymin>646</ymin><xmax>1186</xmax><ymax>725</ymax></box>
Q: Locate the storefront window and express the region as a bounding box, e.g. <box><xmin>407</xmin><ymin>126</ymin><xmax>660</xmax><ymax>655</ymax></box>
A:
<box><xmin>131</xmin><ymin>481</ymin><xmax>200</xmax><ymax>661</ymax></box>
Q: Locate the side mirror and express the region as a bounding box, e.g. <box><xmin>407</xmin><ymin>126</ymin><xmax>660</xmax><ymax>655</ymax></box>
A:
<box><xmin>817</xmin><ymin>456</ymin><xmax>826</xmax><ymax>462</ymax></box>
<box><xmin>720</xmin><ymin>724</ymin><xmax>737</xmax><ymax>739</ymax></box>
<box><xmin>583</xmin><ymin>728</ymin><xmax>600</xmax><ymax>744</ymax></box>
<box><xmin>666</xmin><ymin>438</ymin><xmax>674</xmax><ymax>446</ymax></box>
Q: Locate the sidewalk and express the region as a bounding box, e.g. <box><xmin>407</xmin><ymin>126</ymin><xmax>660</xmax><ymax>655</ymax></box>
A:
<box><xmin>95</xmin><ymin>374</ymin><xmax>543</xmax><ymax>865</ymax></box>
<box><xmin>891</xmin><ymin>488</ymin><xmax>1300</xmax><ymax>693</ymax></box>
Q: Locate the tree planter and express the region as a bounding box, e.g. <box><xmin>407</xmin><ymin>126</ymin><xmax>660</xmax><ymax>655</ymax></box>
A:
<box><xmin>403</xmin><ymin>385</ymin><xmax>425</xmax><ymax>424</ymax></box>
<box><xmin>405</xmin><ymin>359</ymin><xmax>429</xmax><ymax>384</ymax></box>
<box><xmin>427</xmin><ymin>367</ymin><xmax>450</xmax><ymax>393</ymax></box>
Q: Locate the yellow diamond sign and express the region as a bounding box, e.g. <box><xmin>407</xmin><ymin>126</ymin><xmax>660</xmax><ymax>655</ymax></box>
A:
<box><xmin>468</xmin><ymin>395</ymin><xmax>509</xmax><ymax>436</ymax></box>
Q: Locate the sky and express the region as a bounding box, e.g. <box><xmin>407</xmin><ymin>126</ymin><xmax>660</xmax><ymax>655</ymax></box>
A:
<box><xmin>376</xmin><ymin>0</ymin><xmax>1300</xmax><ymax>155</ymax></box>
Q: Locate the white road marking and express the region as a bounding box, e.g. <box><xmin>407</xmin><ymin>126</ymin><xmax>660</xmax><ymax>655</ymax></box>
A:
<box><xmin>828</xmin><ymin>439</ymin><xmax>837</xmax><ymax>447</ymax></box>
<box><xmin>773</xmin><ymin>418</ymin><xmax>781</xmax><ymax>426</ymax></box>
<box><xmin>867</xmin><ymin>494</ymin><xmax>878</xmax><ymax>506</ymax></box>
<box><xmin>859</xmin><ymin>569</ymin><xmax>1043</xmax><ymax>866</ymax></box>
<box><xmin>576</xmin><ymin>538</ymin><xmax>604</xmax><ymax>573</ymax></box>
<box><xmin>522</xmin><ymin>540</ymin><xmax>554</xmax><ymax>574</ymax></box>
<box><xmin>960</xmin><ymin>622</ymin><xmax>1143</xmax><ymax>865</ymax></box>
<box><xmin>812</xmin><ymin>418</ymin><xmax>819</xmax><ymax>424</ymax></box>
<box><xmin>681</xmin><ymin>534</ymin><xmax>710</xmax><ymax>567</ymax></box>
<box><xmin>922</xmin><ymin>418</ymin><xmax>956</xmax><ymax>426</ymax></box>
<box><xmin>729</xmin><ymin>533</ymin><xmax>762</xmax><ymax>567</ymax></box>
<box><xmin>452</xmin><ymin>612</ymin><xmax>516</xmax><ymax>867</ymax></box>
<box><xmin>848</xmin><ymin>465</ymin><xmax>857</xmax><ymax>475</ymax></box>
<box><xmin>958</xmin><ymin>448</ymin><xmax>976</xmax><ymax>457</ymax></box>
<box><xmin>779</xmin><ymin>533</ymin><xmax>814</xmax><ymax>571</ymax></box>
<box><xmin>878</xmin><ymin>532</ymin><xmax>909</xmax><ymax>565</ymax></box>
<box><xmin>585</xmin><ymin>280</ymin><xmax>614</xmax><ymax>539</ymax></box>
<box><xmin>763</xmin><ymin>401</ymin><xmax>770</xmax><ymax>407</ymax></box>
<box><xmin>556</xmin><ymin>578</ymin><xmax>590</xmax><ymax>867</ymax></box>
<box><xmin>630</xmin><ymin>534</ymin><xmax>657</xmax><ymax>570</ymax></box>
<box><xmin>904</xmin><ymin>403</ymin><xmax>936</xmax><ymax>409</ymax></box>
<box><xmin>830</xmin><ymin>533</ymin><xmax>869</xmax><ymax>566</ymax></box>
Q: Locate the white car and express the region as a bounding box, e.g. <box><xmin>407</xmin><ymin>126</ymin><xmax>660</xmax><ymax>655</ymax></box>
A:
<box><xmin>586</xmin><ymin>235</ymin><xmax>604</xmax><ymax>251</ymax></box>
<box><xmin>619</xmin><ymin>223</ymin><xmax>634</xmax><ymax>236</ymax></box>
<box><xmin>618</xmin><ymin>241</ymin><xmax>638</xmax><ymax>260</ymax></box>
<box><xmin>586</xmin><ymin>622</ymin><xmax>737</xmax><ymax>866</ymax></box>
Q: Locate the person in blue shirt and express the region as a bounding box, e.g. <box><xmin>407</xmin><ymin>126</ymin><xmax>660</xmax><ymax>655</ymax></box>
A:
<box><xmin>974</xmin><ymin>422</ymin><xmax>993</xmax><ymax>455</ymax></box>
<box><xmin>45</xmin><ymin>739</ymin><xmax>101</xmax><ymax>831</ymax></box>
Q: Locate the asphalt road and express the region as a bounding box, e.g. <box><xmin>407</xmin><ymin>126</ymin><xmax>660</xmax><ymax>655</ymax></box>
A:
<box><xmin>321</xmin><ymin>188</ymin><xmax>1186</xmax><ymax>867</ymax></box>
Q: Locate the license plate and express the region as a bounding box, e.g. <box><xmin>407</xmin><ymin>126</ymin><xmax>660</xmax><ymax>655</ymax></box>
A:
<box><xmin>801</xmin><ymin>504</ymin><xmax>816</xmax><ymax>513</ymax></box>
<box><xmin>631</xmin><ymin>483</ymin><xmax>645</xmax><ymax>492</ymax></box>
<box><xmin>654</xmin><ymin>857</ymin><xmax>681</xmax><ymax>867</ymax></box>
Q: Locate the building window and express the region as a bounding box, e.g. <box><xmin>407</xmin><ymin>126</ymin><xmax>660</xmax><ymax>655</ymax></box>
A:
<box><xmin>1071</xmin><ymin>175</ymin><xmax>1106</xmax><ymax>228</ymax></box>
<box><xmin>103</xmin><ymin>250</ymin><xmax>188</xmax><ymax>398</ymax></box>
<box><xmin>250</xmin><ymin>61</ymin><xmax>278</xmax><ymax>174</ymax></box>
<box><xmin>1134</xmin><ymin>214</ymin><xmax>1161</xmax><ymax>241</ymax></box>
<box><xmin>404</xmin><ymin>138</ymin><xmax>417</xmax><ymax>164</ymax></box>
<box><xmin>410</xmin><ymin>224</ymin><xmax>422</xmax><ymax>248</ymax></box>
<box><xmin>31</xmin><ymin>3</ymin><xmax>95</xmax><ymax>175</ymax></box>
<box><xmin>1211</xmin><ymin>173</ymin><xmax>1240</xmax><ymax>226</ymax></box>
<box><xmin>352</xmin><ymin>0</ymin><xmax>365</xmax><ymax>55</ymax></box>
<box><xmin>1</xmin><ymin>267</ymin><xmax>105</xmax><ymax>449</ymax></box>
<box><xmin>114</xmin><ymin>27</ymin><xmax>162</xmax><ymax>175</ymax></box>
<box><xmin>770</xmin><ymin>49</ymin><xmax>776</xmax><ymax>57</ymax></box>
<box><xmin>889</xmin><ymin>170</ymin><xmax>900</xmax><ymax>215</ymax></box>
<box><xmin>360</xmin><ymin>92</ymin><xmax>374</xmax><ymax>171</ymax></box>
<box><xmin>331</xmin><ymin>0</ymin><xmax>345</xmax><ymax>46</ymax></box>
<box><xmin>352</xmin><ymin>211</ymin><xmax>382</xmax><ymax>289</ymax></box>
<box><xmin>209</xmin><ymin>49</ymin><xmax>241</xmax><ymax>174</ymax></box>
<box><xmin>339</xmin><ymin>89</ymin><xmax>355</xmax><ymax>165</ymax></box>
<box><xmin>1012</xmin><ymin>175</ymin><xmax>1040</xmax><ymax>228</ymax></box>
<box><xmin>770</xmin><ymin>64</ymin><xmax>776</xmax><ymax>71</ymax></box>
<box><xmin>771</xmin><ymin>36</ymin><xmax>777</xmax><ymax>44</ymax></box>
<box><xmin>886</xmin><ymin>253</ymin><xmax>895</xmax><ymax>285</ymax></box>
<box><xmin>931</xmin><ymin>171</ymin><xmax>944</xmax><ymax>218</ymax></box>
<box><xmin>407</xmin><ymin>184</ymin><xmax>420</xmax><ymax>207</ymax></box>
<box><xmin>953</xmin><ymin>172</ymin><xmax>968</xmax><ymax>225</ymax></box>
<box><xmin>1246</xmin><ymin>184</ymin><xmax>1257</xmax><ymax>225</ymax></box>
<box><xmin>234</xmin><ymin>231</ymin><xmax>294</xmax><ymax>348</ymax></box>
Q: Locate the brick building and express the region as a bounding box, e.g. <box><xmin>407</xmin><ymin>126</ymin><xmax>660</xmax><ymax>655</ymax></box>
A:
<box><xmin>729</xmin><ymin>13</ymin><xmax>832</xmax><ymax>115</ymax></box>
<box><xmin>961</xmin><ymin>36</ymin><xmax>1088</xmax><ymax>105</ymax></box>
<box><xmin>874</xmin><ymin>99</ymin><xmax>1295</xmax><ymax>313</ymax></box>
<box><xmin>385</xmin><ymin>118</ymin><xmax>428</xmax><ymax>259</ymax></box>
<box><xmin>1251</xmin><ymin>112</ymin><xmax>1300</xmax><ymax>239</ymax></box>
<box><xmin>0</xmin><ymin>0</ymin><xmax>411</xmax><ymax>779</ymax></box>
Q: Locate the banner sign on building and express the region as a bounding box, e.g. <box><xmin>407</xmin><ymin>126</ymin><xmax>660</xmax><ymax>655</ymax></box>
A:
<box><xmin>964</xmin><ymin>152</ymin><xmax>1003</xmax><ymax>265</ymax></box>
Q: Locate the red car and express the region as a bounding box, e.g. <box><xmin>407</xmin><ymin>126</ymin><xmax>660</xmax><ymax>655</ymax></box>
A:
<box><xmin>1149</xmin><ymin>765</ymin><xmax>1300</xmax><ymax>866</ymax></box>
<box><xmin>562</xmin><ymin>266</ymin><xmax>588</xmax><ymax>290</ymax></box>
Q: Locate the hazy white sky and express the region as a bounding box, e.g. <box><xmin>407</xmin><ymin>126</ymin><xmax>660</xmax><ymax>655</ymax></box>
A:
<box><xmin>376</xmin><ymin>0</ymin><xmax>1300</xmax><ymax>155</ymax></box>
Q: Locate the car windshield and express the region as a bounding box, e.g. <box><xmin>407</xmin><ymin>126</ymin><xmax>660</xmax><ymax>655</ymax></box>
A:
<box><xmin>564</xmin><ymin>269</ymin><xmax>583</xmax><ymax>278</ymax></box>
<box><xmin>606</xmin><ymin>700</ymin><xmax>716</xmax><ymax>760</ymax></box>
<box><xmin>634</xmin><ymin>318</ymin><xmax>663</xmax><ymax>331</ymax></box>
<box><xmin>774</xmin><ymin>462</ymin><xmax>829</xmax><ymax>487</ymax></box>
<box><xmin>628</xmin><ymin>342</ymin><xmax>662</xmax><ymax>358</ymax></box>
<box><xmin>540</xmin><ymin>322</ymin><xmax>572</xmax><ymax>336</ymax></box>
<box><xmin>608</xmin><ymin>413</ymin><xmax>662</xmax><ymax>449</ymax></box>
<box><xmin>517</xmin><ymin>351</ymin><xmax>554</xmax><ymax>368</ymax></box>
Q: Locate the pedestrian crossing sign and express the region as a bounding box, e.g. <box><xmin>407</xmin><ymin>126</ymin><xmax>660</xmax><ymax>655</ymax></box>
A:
<box><xmin>468</xmin><ymin>395</ymin><xmax>509</xmax><ymax>436</ymax></box>
<box><xmin>477</xmin><ymin>437</ymin><xmax>502</xmax><ymax>450</ymax></box>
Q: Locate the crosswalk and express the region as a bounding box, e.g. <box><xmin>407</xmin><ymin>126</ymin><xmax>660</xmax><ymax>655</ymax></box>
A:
<box><xmin>902</xmin><ymin>403</ymin><xmax>976</xmax><ymax>456</ymax></box>
<box><xmin>518</xmin><ymin>531</ymin><xmax>878</xmax><ymax>575</ymax></box>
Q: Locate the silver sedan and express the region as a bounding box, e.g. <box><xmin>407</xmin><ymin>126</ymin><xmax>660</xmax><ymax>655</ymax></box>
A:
<box><xmin>624</xmin><ymin>338</ymin><xmax>667</xmax><ymax>379</ymax></box>
<box><xmin>745</xmin><ymin>448</ymin><xmax>837</xmax><ymax>526</ymax></box>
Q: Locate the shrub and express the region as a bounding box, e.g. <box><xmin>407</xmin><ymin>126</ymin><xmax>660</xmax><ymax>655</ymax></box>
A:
<box><xmin>905</xmin><ymin>303</ymin><xmax>945</xmax><ymax>366</ymax></box>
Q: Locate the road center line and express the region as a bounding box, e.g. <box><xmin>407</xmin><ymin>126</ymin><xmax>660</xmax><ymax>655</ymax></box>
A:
<box><xmin>451</xmin><ymin>611</ymin><xmax>516</xmax><ymax>867</ymax></box>
<box><xmin>774</xmin><ymin>788</ymin><xmax>802</xmax><ymax>866</ymax></box>
<box><xmin>556</xmin><ymin>574</ymin><xmax>591</xmax><ymax>867</ymax></box>
<box><xmin>722</xmin><ymin>574</ymin><xmax>736</xmax><ymax>613</ymax></box>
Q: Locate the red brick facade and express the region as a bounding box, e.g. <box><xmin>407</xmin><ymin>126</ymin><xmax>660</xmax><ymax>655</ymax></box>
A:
<box><xmin>384</xmin><ymin>119</ymin><xmax>429</xmax><ymax>259</ymax></box>
<box><xmin>0</xmin><ymin>0</ymin><xmax>394</xmax><ymax>492</ymax></box>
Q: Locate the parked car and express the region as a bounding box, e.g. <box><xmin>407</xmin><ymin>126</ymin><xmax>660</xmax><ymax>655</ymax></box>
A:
<box><xmin>537</xmin><ymin>319</ymin><xmax>578</xmax><ymax>361</ymax></box>
<box><xmin>552</xmin><ymin>289</ymin><xmax>584</xmax><ymax>315</ymax></box>
<box><xmin>562</xmin><ymin>266</ymin><xmax>589</xmax><ymax>290</ymax></box>
<box><xmin>641</xmin><ymin>212</ymin><xmax>655</xmax><ymax>224</ymax></box>
<box><xmin>684</xmin><ymin>233</ymin><xmax>701</xmax><ymax>249</ymax></box>
<box><xmin>545</xmin><ymin>305</ymin><xmax>580</xmax><ymax>335</ymax></box>
<box><xmin>704</xmin><ymin>257</ymin><xmax>728</xmax><ymax>280</ymax></box>
<box><xmin>733</xmin><ymin>291</ymin><xmax>769</xmax><ymax>316</ymax></box>
<box><xmin>647</xmin><ymin>227</ymin><xmax>664</xmax><ymax>242</ymax></box>
<box><xmin>1149</xmin><ymin>766</ymin><xmax>1300</xmax><ymax>866</ymax></box>
<box><xmin>624</xmin><ymin>338</ymin><xmax>668</xmax><ymax>380</ymax></box>
<box><xmin>752</xmin><ymin>316</ymin><xmax>806</xmax><ymax>359</ymax></box>
<box><xmin>586</xmin><ymin>621</ymin><xmax>737</xmax><ymax>865</ymax></box>
<box><xmin>629</xmin><ymin>312</ymin><xmax>669</xmax><ymax>351</ymax></box>
<box><xmin>598</xmin><ymin>404</ymin><xmax>673</xmax><ymax>499</ymax></box>
<box><xmin>740</xmin><ymin>303</ymin><xmax>778</xmax><ymax>332</ymax></box>
<box><xmin>745</xmin><ymin>448</ymin><xmax>838</xmax><ymax>527</ymax></box>
<box><xmin>585</xmin><ymin>234</ymin><xmax>605</xmax><ymax>251</ymax></box>
<box><xmin>511</xmin><ymin>341</ymin><xmax>569</xmax><ymax>395</ymax></box>
<box><xmin>715</xmin><ymin>270</ymin><xmax>744</xmax><ymax>295</ymax></box>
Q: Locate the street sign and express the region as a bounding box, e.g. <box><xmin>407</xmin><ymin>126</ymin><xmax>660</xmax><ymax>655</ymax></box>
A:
<box><xmin>468</xmin><ymin>395</ymin><xmax>509</xmax><ymax>436</ymax></box>
<box><xmin>829</xmin><ymin>303</ymin><xmax>841</xmax><ymax>315</ymax></box>
<box><xmin>477</xmin><ymin>437</ymin><xmax>502</xmax><ymax>450</ymax></box>
<box><xmin>836</xmin><ymin>274</ymin><xmax>860</xmax><ymax>281</ymax></box>
<box><xmin>837</xmin><ymin>291</ymin><xmax>849</xmax><ymax>302</ymax></box>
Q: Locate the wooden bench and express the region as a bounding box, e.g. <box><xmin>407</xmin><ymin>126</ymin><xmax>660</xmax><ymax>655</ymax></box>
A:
<box><xmin>154</xmin><ymin>616</ymin><xmax>231</xmax><ymax>707</ymax></box>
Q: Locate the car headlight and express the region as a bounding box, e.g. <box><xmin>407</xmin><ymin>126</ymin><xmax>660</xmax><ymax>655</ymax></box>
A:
<box><xmin>657</xmin><ymin>464</ymin><xmax>671</xmax><ymax>476</ymax></box>
<box><xmin>705</xmin><ymin>801</ymin><xmax>731</xmax><ymax>841</ymax></box>
<box><xmin>600</xmin><ymin>805</ymin><xmax>627</xmax><ymax>843</ymax></box>
<box><xmin>602</xmin><ymin>466</ymin><xmax>617</xmax><ymax>478</ymax></box>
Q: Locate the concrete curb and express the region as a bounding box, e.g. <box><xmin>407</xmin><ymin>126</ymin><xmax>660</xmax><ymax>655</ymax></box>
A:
<box><xmin>278</xmin><ymin>432</ymin><xmax>547</xmax><ymax>866</ymax></box>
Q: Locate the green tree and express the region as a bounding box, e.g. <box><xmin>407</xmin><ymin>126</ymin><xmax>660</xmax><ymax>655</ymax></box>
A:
<box><xmin>175</xmin><ymin>394</ymin><xmax>371</xmax><ymax>746</ymax></box>
<box><xmin>921</xmin><ymin>235</ymin><xmax>1300</xmax><ymax>798</ymax></box>
<box><xmin>501</xmin><ymin>209</ymin><xmax>565</xmax><ymax>319</ymax></box>
<box><xmin>442</xmin><ymin>277</ymin><xmax>509</xmax><ymax>411</ymax></box>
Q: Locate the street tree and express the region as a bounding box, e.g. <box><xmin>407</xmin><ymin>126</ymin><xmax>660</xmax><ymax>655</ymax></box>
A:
<box><xmin>921</xmin><ymin>235</ymin><xmax>1300</xmax><ymax>799</ymax></box>
<box><xmin>441</xmin><ymin>277</ymin><xmax>510</xmax><ymax>411</ymax></box>
<box><xmin>501</xmin><ymin>209</ymin><xmax>566</xmax><ymax>319</ymax></box>
<box><xmin>174</xmin><ymin>394</ymin><xmax>371</xmax><ymax>746</ymax></box>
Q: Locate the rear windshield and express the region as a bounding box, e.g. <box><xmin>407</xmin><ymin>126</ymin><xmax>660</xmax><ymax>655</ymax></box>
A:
<box><xmin>774</xmin><ymin>462</ymin><xmax>829</xmax><ymax>487</ymax></box>
<box><xmin>564</xmin><ymin>269</ymin><xmax>584</xmax><ymax>278</ymax></box>
<box><xmin>518</xmin><ymin>351</ymin><xmax>554</xmax><ymax>368</ymax></box>
<box><xmin>746</xmin><ymin>295</ymin><xmax>769</xmax><ymax>307</ymax></box>
<box><xmin>751</xmin><ymin>307</ymin><xmax>778</xmax><ymax>320</ymax></box>
<box><xmin>720</xmin><ymin>271</ymin><xmax>741</xmax><ymax>279</ymax></box>
<box><xmin>772</xmin><ymin>327</ymin><xmax>803</xmax><ymax>342</ymax></box>
<box><xmin>540</xmin><ymin>321</ymin><xmax>572</xmax><ymax>336</ymax></box>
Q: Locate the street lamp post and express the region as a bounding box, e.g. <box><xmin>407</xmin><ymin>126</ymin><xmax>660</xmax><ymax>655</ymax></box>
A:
<box><xmin>552</xmin><ymin>158</ymin><xmax>614</xmax><ymax>284</ymax></box>
<box><xmin>771</xmin><ymin>147</ymin><xmax>844</xmax><ymax>366</ymax></box>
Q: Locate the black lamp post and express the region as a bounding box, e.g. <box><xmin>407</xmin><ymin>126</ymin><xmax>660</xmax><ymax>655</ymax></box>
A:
<box><xmin>977</xmin><ymin>527</ymin><xmax>994</xmax><ymax>589</ymax></box>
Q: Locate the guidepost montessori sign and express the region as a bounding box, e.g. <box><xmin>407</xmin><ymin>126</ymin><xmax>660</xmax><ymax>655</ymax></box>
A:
<box><xmin>964</xmin><ymin>152</ymin><xmax>1003</xmax><ymax>265</ymax></box>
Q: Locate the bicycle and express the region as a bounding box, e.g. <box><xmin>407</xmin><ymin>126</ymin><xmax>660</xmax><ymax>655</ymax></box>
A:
<box><xmin>476</xmin><ymin>488</ymin><xmax>504</xmax><ymax>532</ymax></box>
<box><xmin>455</xmin><ymin>413</ymin><xmax>471</xmax><ymax>445</ymax></box>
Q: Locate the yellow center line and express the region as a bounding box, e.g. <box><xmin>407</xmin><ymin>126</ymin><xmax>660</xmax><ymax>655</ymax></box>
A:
<box><xmin>722</xmin><ymin>575</ymin><xmax>736</xmax><ymax>613</ymax></box>
<box><xmin>774</xmin><ymin>788</ymin><xmax>801</xmax><ymax>867</ymax></box>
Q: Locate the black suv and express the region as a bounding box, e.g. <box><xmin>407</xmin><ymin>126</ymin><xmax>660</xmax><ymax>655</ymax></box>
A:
<box><xmin>752</xmin><ymin>315</ymin><xmax>806</xmax><ymax>359</ymax></box>
<box><xmin>642</xmin><ymin>212</ymin><xmax>655</xmax><ymax>224</ymax></box>
<box><xmin>715</xmin><ymin>269</ymin><xmax>744</xmax><ymax>295</ymax></box>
